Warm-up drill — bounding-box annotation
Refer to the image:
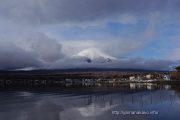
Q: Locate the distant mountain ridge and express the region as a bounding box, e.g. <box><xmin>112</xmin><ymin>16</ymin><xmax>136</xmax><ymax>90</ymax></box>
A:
<box><xmin>0</xmin><ymin>68</ymin><xmax>169</xmax><ymax>74</ymax></box>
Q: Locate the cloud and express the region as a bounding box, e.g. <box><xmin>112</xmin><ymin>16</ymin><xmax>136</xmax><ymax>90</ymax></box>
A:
<box><xmin>48</xmin><ymin>51</ymin><xmax>175</xmax><ymax>70</ymax></box>
<box><xmin>0</xmin><ymin>31</ymin><xmax>177</xmax><ymax>70</ymax></box>
<box><xmin>61</xmin><ymin>39</ymin><xmax>146</xmax><ymax>58</ymax></box>
<box><xmin>118</xmin><ymin>58</ymin><xmax>174</xmax><ymax>70</ymax></box>
<box><xmin>168</xmin><ymin>48</ymin><xmax>180</xmax><ymax>60</ymax></box>
<box><xmin>27</xmin><ymin>33</ymin><xmax>65</xmax><ymax>62</ymax></box>
<box><xmin>0</xmin><ymin>33</ymin><xmax>65</xmax><ymax>70</ymax></box>
<box><xmin>0</xmin><ymin>41</ymin><xmax>41</xmax><ymax>70</ymax></box>
<box><xmin>0</xmin><ymin>0</ymin><xmax>180</xmax><ymax>25</ymax></box>
<box><xmin>0</xmin><ymin>0</ymin><xmax>179</xmax><ymax>70</ymax></box>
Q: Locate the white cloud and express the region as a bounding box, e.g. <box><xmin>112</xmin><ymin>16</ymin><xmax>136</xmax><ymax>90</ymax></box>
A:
<box><xmin>117</xmin><ymin>14</ymin><xmax>138</xmax><ymax>24</ymax></box>
<box><xmin>168</xmin><ymin>48</ymin><xmax>180</xmax><ymax>60</ymax></box>
<box><xmin>28</xmin><ymin>33</ymin><xmax>65</xmax><ymax>62</ymax></box>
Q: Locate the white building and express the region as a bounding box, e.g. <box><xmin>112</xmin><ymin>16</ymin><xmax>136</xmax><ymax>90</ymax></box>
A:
<box><xmin>146</xmin><ymin>74</ymin><xmax>151</xmax><ymax>79</ymax></box>
<box><xmin>129</xmin><ymin>76</ymin><xmax>135</xmax><ymax>81</ymax></box>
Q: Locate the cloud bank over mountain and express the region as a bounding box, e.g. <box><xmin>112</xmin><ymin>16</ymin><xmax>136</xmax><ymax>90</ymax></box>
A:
<box><xmin>0</xmin><ymin>0</ymin><xmax>179</xmax><ymax>70</ymax></box>
<box><xmin>0</xmin><ymin>33</ymin><xmax>176</xmax><ymax>70</ymax></box>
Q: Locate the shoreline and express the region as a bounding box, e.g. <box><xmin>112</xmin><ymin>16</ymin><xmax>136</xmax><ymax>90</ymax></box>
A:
<box><xmin>0</xmin><ymin>71</ymin><xmax>179</xmax><ymax>88</ymax></box>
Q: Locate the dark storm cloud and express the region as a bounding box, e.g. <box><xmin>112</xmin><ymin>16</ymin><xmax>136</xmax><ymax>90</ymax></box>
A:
<box><xmin>0</xmin><ymin>0</ymin><xmax>179</xmax><ymax>24</ymax></box>
<box><xmin>0</xmin><ymin>42</ymin><xmax>41</xmax><ymax>70</ymax></box>
<box><xmin>0</xmin><ymin>33</ymin><xmax>65</xmax><ymax>70</ymax></box>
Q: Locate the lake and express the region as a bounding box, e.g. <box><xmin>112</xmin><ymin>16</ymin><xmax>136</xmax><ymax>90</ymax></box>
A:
<box><xmin>0</xmin><ymin>83</ymin><xmax>180</xmax><ymax>120</ymax></box>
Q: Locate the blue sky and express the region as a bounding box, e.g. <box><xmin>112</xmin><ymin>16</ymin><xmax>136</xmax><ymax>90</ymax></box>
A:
<box><xmin>42</xmin><ymin>17</ymin><xmax>180</xmax><ymax>60</ymax></box>
<box><xmin>0</xmin><ymin>0</ymin><xmax>179</xmax><ymax>70</ymax></box>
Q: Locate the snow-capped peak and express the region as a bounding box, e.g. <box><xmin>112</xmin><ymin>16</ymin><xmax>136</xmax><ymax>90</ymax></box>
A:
<box><xmin>72</xmin><ymin>48</ymin><xmax>117</xmax><ymax>63</ymax></box>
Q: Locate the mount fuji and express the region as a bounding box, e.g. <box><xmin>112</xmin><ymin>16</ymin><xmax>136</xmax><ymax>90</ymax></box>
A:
<box><xmin>71</xmin><ymin>48</ymin><xmax>118</xmax><ymax>63</ymax></box>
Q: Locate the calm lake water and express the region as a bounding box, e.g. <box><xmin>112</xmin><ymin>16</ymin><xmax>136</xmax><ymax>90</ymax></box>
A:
<box><xmin>0</xmin><ymin>83</ymin><xmax>180</xmax><ymax>120</ymax></box>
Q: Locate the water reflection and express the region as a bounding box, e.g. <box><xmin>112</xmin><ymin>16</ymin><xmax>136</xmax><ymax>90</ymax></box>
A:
<box><xmin>0</xmin><ymin>83</ymin><xmax>180</xmax><ymax>120</ymax></box>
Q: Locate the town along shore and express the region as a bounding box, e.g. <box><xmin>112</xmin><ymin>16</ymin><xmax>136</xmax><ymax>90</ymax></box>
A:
<box><xmin>0</xmin><ymin>71</ymin><xmax>179</xmax><ymax>88</ymax></box>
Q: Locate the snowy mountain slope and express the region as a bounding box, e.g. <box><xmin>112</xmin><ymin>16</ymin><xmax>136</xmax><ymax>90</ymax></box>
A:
<box><xmin>71</xmin><ymin>48</ymin><xmax>118</xmax><ymax>63</ymax></box>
